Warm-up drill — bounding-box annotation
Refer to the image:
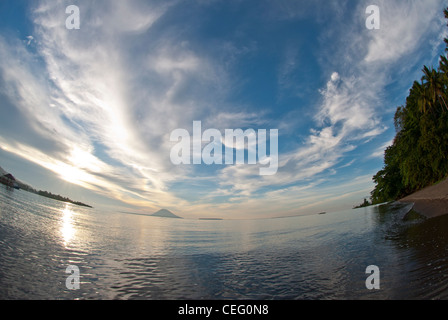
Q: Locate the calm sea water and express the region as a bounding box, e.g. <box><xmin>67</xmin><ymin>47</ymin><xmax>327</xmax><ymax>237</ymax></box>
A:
<box><xmin>1</xmin><ymin>185</ymin><xmax>448</xmax><ymax>300</ymax></box>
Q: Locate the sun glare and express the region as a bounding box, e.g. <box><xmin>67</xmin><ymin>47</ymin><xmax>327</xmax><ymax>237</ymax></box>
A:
<box><xmin>55</xmin><ymin>162</ymin><xmax>96</xmax><ymax>189</ymax></box>
<box><xmin>59</xmin><ymin>164</ymin><xmax>84</xmax><ymax>185</ymax></box>
<box><xmin>61</xmin><ymin>205</ymin><xmax>76</xmax><ymax>247</ymax></box>
<box><xmin>68</xmin><ymin>147</ymin><xmax>101</xmax><ymax>172</ymax></box>
<box><xmin>54</xmin><ymin>147</ymin><xmax>103</xmax><ymax>186</ymax></box>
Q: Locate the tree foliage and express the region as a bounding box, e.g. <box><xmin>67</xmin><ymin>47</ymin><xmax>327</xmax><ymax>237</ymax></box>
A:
<box><xmin>371</xmin><ymin>8</ymin><xmax>448</xmax><ymax>204</ymax></box>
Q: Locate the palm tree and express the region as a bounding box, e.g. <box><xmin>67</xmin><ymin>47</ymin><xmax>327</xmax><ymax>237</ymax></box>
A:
<box><xmin>411</xmin><ymin>81</ymin><xmax>431</xmax><ymax>114</ymax></box>
<box><xmin>439</xmin><ymin>55</ymin><xmax>448</xmax><ymax>93</ymax></box>
<box><xmin>439</xmin><ymin>55</ymin><xmax>448</xmax><ymax>74</ymax></box>
<box><xmin>444</xmin><ymin>8</ymin><xmax>448</xmax><ymax>51</ymax></box>
<box><xmin>421</xmin><ymin>66</ymin><xmax>448</xmax><ymax>113</ymax></box>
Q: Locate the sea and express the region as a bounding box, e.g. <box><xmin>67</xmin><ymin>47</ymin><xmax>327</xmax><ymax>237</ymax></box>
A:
<box><xmin>1</xmin><ymin>184</ymin><xmax>448</xmax><ymax>300</ymax></box>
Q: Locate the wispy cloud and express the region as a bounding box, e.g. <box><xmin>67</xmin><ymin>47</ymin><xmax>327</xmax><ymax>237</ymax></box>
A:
<box><xmin>0</xmin><ymin>0</ymin><xmax>446</xmax><ymax>218</ymax></box>
<box><xmin>364</xmin><ymin>0</ymin><xmax>444</xmax><ymax>63</ymax></box>
<box><xmin>191</xmin><ymin>0</ymin><xmax>447</xmax><ymax>216</ymax></box>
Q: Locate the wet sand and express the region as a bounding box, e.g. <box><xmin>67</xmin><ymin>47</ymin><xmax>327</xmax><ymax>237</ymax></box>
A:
<box><xmin>400</xmin><ymin>178</ymin><xmax>448</xmax><ymax>218</ymax></box>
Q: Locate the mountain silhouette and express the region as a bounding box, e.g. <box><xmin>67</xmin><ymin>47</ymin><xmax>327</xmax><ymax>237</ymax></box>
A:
<box><xmin>151</xmin><ymin>209</ymin><xmax>182</xmax><ymax>219</ymax></box>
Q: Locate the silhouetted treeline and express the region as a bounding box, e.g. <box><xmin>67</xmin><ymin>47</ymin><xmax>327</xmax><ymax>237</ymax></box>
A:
<box><xmin>36</xmin><ymin>190</ymin><xmax>92</xmax><ymax>208</ymax></box>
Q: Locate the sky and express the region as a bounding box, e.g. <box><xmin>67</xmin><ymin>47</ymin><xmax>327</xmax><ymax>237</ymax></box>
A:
<box><xmin>0</xmin><ymin>0</ymin><xmax>447</xmax><ymax>219</ymax></box>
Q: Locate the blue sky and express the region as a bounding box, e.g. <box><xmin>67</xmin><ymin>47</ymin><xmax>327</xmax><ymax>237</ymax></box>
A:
<box><xmin>0</xmin><ymin>0</ymin><xmax>447</xmax><ymax>219</ymax></box>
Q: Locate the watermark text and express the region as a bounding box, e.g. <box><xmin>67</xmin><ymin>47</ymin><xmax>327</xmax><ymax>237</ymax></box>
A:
<box><xmin>365</xmin><ymin>265</ymin><xmax>380</xmax><ymax>290</ymax></box>
<box><xmin>365</xmin><ymin>5</ymin><xmax>380</xmax><ymax>30</ymax></box>
<box><xmin>170</xmin><ymin>121</ymin><xmax>278</xmax><ymax>176</ymax></box>
<box><xmin>66</xmin><ymin>5</ymin><xmax>80</xmax><ymax>30</ymax></box>
<box><xmin>65</xmin><ymin>265</ymin><xmax>80</xmax><ymax>290</ymax></box>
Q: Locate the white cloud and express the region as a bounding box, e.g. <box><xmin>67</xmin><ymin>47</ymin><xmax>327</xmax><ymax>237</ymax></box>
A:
<box><xmin>364</xmin><ymin>0</ymin><xmax>444</xmax><ymax>63</ymax></box>
<box><xmin>1</xmin><ymin>1</ymin><xmax>194</xmax><ymax>211</ymax></box>
<box><xmin>330</xmin><ymin>72</ymin><xmax>340</xmax><ymax>82</ymax></box>
<box><xmin>202</xmin><ymin>0</ymin><xmax>447</xmax><ymax>214</ymax></box>
<box><xmin>10</xmin><ymin>0</ymin><xmax>259</xmax><ymax>213</ymax></box>
<box><xmin>0</xmin><ymin>0</ymin><xmax>446</xmax><ymax>218</ymax></box>
<box><xmin>26</xmin><ymin>35</ymin><xmax>34</xmax><ymax>46</ymax></box>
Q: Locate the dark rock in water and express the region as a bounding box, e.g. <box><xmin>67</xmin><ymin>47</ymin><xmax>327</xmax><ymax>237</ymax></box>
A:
<box><xmin>151</xmin><ymin>209</ymin><xmax>182</xmax><ymax>219</ymax></box>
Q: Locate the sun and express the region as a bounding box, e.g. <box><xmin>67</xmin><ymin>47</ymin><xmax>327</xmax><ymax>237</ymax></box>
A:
<box><xmin>54</xmin><ymin>147</ymin><xmax>103</xmax><ymax>186</ymax></box>
<box><xmin>68</xmin><ymin>147</ymin><xmax>101</xmax><ymax>172</ymax></box>
<box><xmin>54</xmin><ymin>162</ymin><xmax>94</xmax><ymax>188</ymax></box>
<box><xmin>59</xmin><ymin>164</ymin><xmax>84</xmax><ymax>185</ymax></box>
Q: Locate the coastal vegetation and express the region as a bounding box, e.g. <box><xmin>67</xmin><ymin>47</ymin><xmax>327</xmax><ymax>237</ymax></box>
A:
<box><xmin>0</xmin><ymin>165</ymin><xmax>92</xmax><ymax>208</ymax></box>
<box><xmin>35</xmin><ymin>190</ymin><xmax>92</xmax><ymax>208</ymax></box>
<box><xmin>354</xmin><ymin>198</ymin><xmax>371</xmax><ymax>209</ymax></box>
<box><xmin>370</xmin><ymin>8</ymin><xmax>448</xmax><ymax>205</ymax></box>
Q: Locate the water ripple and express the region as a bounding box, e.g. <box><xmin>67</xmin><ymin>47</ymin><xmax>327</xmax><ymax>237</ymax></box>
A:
<box><xmin>2</xmin><ymin>188</ymin><xmax>448</xmax><ymax>299</ymax></box>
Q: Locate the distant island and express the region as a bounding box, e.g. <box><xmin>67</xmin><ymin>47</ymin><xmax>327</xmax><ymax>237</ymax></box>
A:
<box><xmin>35</xmin><ymin>190</ymin><xmax>92</xmax><ymax>208</ymax></box>
<box><xmin>0</xmin><ymin>165</ymin><xmax>92</xmax><ymax>208</ymax></box>
<box><xmin>150</xmin><ymin>209</ymin><xmax>182</xmax><ymax>219</ymax></box>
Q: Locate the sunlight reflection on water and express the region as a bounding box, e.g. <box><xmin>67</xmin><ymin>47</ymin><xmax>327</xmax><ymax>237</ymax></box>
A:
<box><xmin>1</xmin><ymin>186</ymin><xmax>448</xmax><ymax>300</ymax></box>
<box><xmin>61</xmin><ymin>205</ymin><xmax>76</xmax><ymax>247</ymax></box>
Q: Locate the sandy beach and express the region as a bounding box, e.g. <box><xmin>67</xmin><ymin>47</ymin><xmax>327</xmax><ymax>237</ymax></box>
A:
<box><xmin>400</xmin><ymin>177</ymin><xmax>448</xmax><ymax>218</ymax></box>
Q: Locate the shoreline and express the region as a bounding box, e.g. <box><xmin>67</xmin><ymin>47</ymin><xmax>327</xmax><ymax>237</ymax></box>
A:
<box><xmin>399</xmin><ymin>177</ymin><xmax>448</xmax><ymax>219</ymax></box>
